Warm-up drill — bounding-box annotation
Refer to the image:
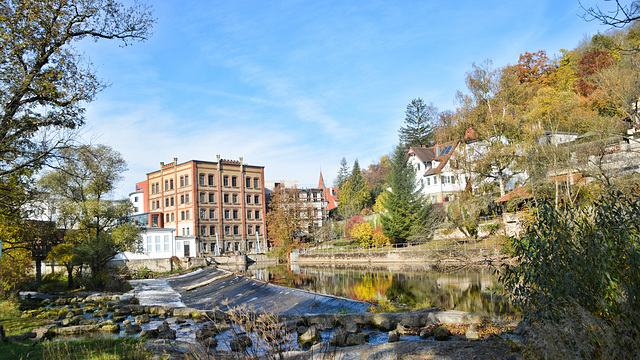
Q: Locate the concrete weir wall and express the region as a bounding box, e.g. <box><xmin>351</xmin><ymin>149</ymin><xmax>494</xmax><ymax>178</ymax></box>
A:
<box><xmin>109</xmin><ymin>257</ymin><xmax>207</xmax><ymax>273</ymax></box>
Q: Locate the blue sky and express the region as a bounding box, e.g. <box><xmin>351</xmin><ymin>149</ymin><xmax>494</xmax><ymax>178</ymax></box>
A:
<box><xmin>78</xmin><ymin>0</ymin><xmax>610</xmax><ymax>198</ymax></box>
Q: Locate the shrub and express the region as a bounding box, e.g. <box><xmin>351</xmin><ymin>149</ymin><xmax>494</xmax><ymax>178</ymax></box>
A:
<box><xmin>345</xmin><ymin>215</ymin><xmax>365</xmax><ymax>240</ymax></box>
<box><xmin>351</xmin><ymin>222</ymin><xmax>374</xmax><ymax>245</ymax></box>
<box><xmin>372</xmin><ymin>226</ymin><xmax>390</xmax><ymax>246</ymax></box>
<box><xmin>499</xmin><ymin>190</ymin><xmax>640</xmax><ymax>322</ymax></box>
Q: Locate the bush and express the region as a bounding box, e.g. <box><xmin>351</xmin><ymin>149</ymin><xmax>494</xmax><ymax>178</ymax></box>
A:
<box><xmin>499</xmin><ymin>190</ymin><xmax>640</xmax><ymax>322</ymax></box>
<box><xmin>351</xmin><ymin>222</ymin><xmax>374</xmax><ymax>245</ymax></box>
<box><xmin>345</xmin><ymin>215</ymin><xmax>365</xmax><ymax>240</ymax></box>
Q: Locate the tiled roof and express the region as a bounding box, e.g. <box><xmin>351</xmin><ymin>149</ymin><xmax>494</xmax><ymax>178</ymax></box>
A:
<box><xmin>495</xmin><ymin>186</ymin><xmax>532</xmax><ymax>203</ymax></box>
<box><xmin>408</xmin><ymin>141</ymin><xmax>458</xmax><ymax>177</ymax></box>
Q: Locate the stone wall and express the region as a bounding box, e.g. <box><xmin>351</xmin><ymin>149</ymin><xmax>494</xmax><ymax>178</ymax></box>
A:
<box><xmin>297</xmin><ymin>247</ymin><xmax>500</xmax><ymax>264</ymax></box>
<box><xmin>108</xmin><ymin>257</ymin><xmax>207</xmax><ymax>272</ymax></box>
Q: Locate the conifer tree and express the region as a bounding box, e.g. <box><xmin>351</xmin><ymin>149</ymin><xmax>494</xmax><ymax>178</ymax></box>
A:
<box><xmin>398</xmin><ymin>98</ymin><xmax>437</xmax><ymax>148</ymax></box>
<box><xmin>381</xmin><ymin>145</ymin><xmax>438</xmax><ymax>243</ymax></box>
<box><xmin>338</xmin><ymin>160</ymin><xmax>370</xmax><ymax>218</ymax></box>
<box><xmin>334</xmin><ymin>157</ymin><xmax>350</xmax><ymax>189</ymax></box>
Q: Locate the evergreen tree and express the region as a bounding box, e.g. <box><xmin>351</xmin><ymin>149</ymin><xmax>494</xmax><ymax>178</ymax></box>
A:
<box><xmin>334</xmin><ymin>157</ymin><xmax>350</xmax><ymax>189</ymax></box>
<box><xmin>398</xmin><ymin>98</ymin><xmax>437</xmax><ymax>148</ymax></box>
<box><xmin>381</xmin><ymin>145</ymin><xmax>439</xmax><ymax>243</ymax></box>
<box><xmin>338</xmin><ymin>160</ymin><xmax>370</xmax><ymax>218</ymax></box>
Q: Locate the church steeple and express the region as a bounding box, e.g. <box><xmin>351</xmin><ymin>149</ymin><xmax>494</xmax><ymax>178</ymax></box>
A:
<box><xmin>318</xmin><ymin>171</ymin><xmax>326</xmax><ymax>189</ymax></box>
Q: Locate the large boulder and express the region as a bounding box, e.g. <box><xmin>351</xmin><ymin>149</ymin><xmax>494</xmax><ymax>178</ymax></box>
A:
<box><xmin>329</xmin><ymin>327</ymin><xmax>348</xmax><ymax>347</ymax></box>
<box><xmin>346</xmin><ymin>334</ymin><xmax>367</xmax><ymax>346</ymax></box>
<box><xmin>157</xmin><ymin>321</ymin><xmax>176</xmax><ymax>340</ymax></box>
<box><xmin>230</xmin><ymin>335</ymin><xmax>253</xmax><ymax>352</ymax></box>
<box><xmin>434</xmin><ymin>325</ymin><xmax>451</xmax><ymax>341</ymax></box>
<box><xmin>299</xmin><ymin>325</ymin><xmax>321</xmax><ymax>346</ymax></box>
<box><xmin>134</xmin><ymin>314</ymin><xmax>150</xmax><ymax>324</ymax></box>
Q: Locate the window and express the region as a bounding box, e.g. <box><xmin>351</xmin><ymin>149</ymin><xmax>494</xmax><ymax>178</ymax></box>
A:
<box><xmin>417</xmin><ymin>163</ymin><xmax>421</xmax><ymax>171</ymax></box>
<box><xmin>223</xmin><ymin>176</ymin><xmax>229</xmax><ymax>187</ymax></box>
<box><xmin>181</xmin><ymin>195</ymin><xmax>185</xmax><ymax>204</ymax></box>
<box><xmin>170</xmin><ymin>179</ymin><xmax>174</xmax><ymax>190</ymax></box>
<box><xmin>246</xmin><ymin>195</ymin><xmax>251</xmax><ymax>204</ymax></box>
<box><xmin>151</xmin><ymin>201</ymin><xmax>155</xmax><ymax>210</ymax></box>
<box><xmin>233</xmin><ymin>225</ymin><xmax>239</xmax><ymax>235</ymax></box>
<box><xmin>256</xmin><ymin>225</ymin><xmax>261</xmax><ymax>235</ymax></box>
<box><xmin>155</xmin><ymin>236</ymin><xmax>161</xmax><ymax>252</ymax></box>
<box><xmin>246</xmin><ymin>177</ymin><xmax>251</xmax><ymax>188</ymax></box>
<box><xmin>209</xmin><ymin>210</ymin><xmax>215</xmax><ymax>219</ymax></box>
<box><xmin>180</xmin><ymin>177</ymin><xmax>184</xmax><ymax>187</ymax></box>
<box><xmin>427</xmin><ymin>177</ymin><xmax>430</xmax><ymax>186</ymax></box>
<box><xmin>202</xmin><ymin>243</ymin><xmax>206</xmax><ymax>253</ymax></box>
<box><xmin>186</xmin><ymin>210</ymin><xmax>190</xmax><ymax>219</ymax></box>
<box><xmin>434</xmin><ymin>176</ymin><xmax>437</xmax><ymax>184</ymax></box>
<box><xmin>200</xmin><ymin>192</ymin><xmax>205</xmax><ymax>203</ymax></box>
<box><xmin>232</xmin><ymin>194</ymin><xmax>238</xmax><ymax>203</ymax></box>
<box><xmin>199</xmin><ymin>174</ymin><xmax>205</xmax><ymax>186</ymax></box>
<box><xmin>234</xmin><ymin>242</ymin><xmax>239</xmax><ymax>251</ymax></box>
<box><xmin>441</xmin><ymin>176</ymin><xmax>445</xmax><ymax>184</ymax></box>
<box><xmin>233</xmin><ymin>209</ymin><xmax>238</xmax><ymax>219</ymax></box>
<box><xmin>247</xmin><ymin>210</ymin><xmax>252</xmax><ymax>219</ymax></box>
<box><xmin>176</xmin><ymin>241</ymin><xmax>181</xmax><ymax>251</ymax></box>
<box><xmin>254</xmin><ymin>195</ymin><xmax>259</xmax><ymax>204</ymax></box>
<box><xmin>170</xmin><ymin>197</ymin><xmax>174</xmax><ymax>206</ymax></box>
<box><xmin>157</xmin><ymin>200</ymin><xmax>160</xmax><ymax>209</ymax></box>
<box><xmin>166</xmin><ymin>213</ymin><xmax>170</xmax><ymax>222</ymax></box>
<box><xmin>171</xmin><ymin>213</ymin><xmax>175</xmax><ymax>222</ymax></box>
<box><xmin>200</xmin><ymin>226</ymin><xmax>207</xmax><ymax>236</ymax></box>
<box><xmin>232</xmin><ymin>176</ymin><xmax>237</xmax><ymax>187</ymax></box>
<box><xmin>248</xmin><ymin>225</ymin><xmax>253</xmax><ymax>235</ymax></box>
<box><xmin>134</xmin><ymin>196</ymin><xmax>138</xmax><ymax>202</ymax></box>
<box><xmin>164</xmin><ymin>235</ymin><xmax>169</xmax><ymax>251</ymax></box>
<box><xmin>224</xmin><ymin>226</ymin><xmax>230</xmax><ymax>235</ymax></box>
<box><xmin>210</xmin><ymin>242</ymin><xmax>215</xmax><ymax>252</ymax></box>
<box><xmin>165</xmin><ymin>180</ymin><xmax>169</xmax><ymax>191</ymax></box>
<box><xmin>208</xmin><ymin>174</ymin><xmax>214</xmax><ymax>186</ymax></box>
<box><xmin>185</xmin><ymin>194</ymin><xmax>190</xmax><ymax>204</ymax></box>
<box><xmin>181</xmin><ymin>211</ymin><xmax>185</xmax><ymax>220</ymax></box>
<box><xmin>186</xmin><ymin>227</ymin><xmax>190</xmax><ymax>235</ymax></box>
<box><xmin>224</xmin><ymin>194</ymin><xmax>229</xmax><ymax>203</ymax></box>
<box><xmin>255</xmin><ymin>210</ymin><xmax>260</xmax><ymax>219</ymax></box>
<box><xmin>451</xmin><ymin>175</ymin><xmax>455</xmax><ymax>183</ymax></box>
<box><xmin>200</xmin><ymin>210</ymin><xmax>206</xmax><ymax>219</ymax></box>
<box><xmin>185</xmin><ymin>176</ymin><xmax>189</xmax><ymax>186</ymax></box>
<box><xmin>209</xmin><ymin>193</ymin><xmax>215</xmax><ymax>203</ymax></box>
<box><xmin>165</xmin><ymin>198</ymin><xmax>169</xmax><ymax>207</ymax></box>
<box><xmin>224</xmin><ymin>210</ymin><xmax>230</xmax><ymax>219</ymax></box>
<box><xmin>254</xmin><ymin>178</ymin><xmax>259</xmax><ymax>188</ymax></box>
<box><xmin>146</xmin><ymin>236</ymin><xmax>152</xmax><ymax>252</ymax></box>
<box><xmin>210</xmin><ymin>226</ymin><xmax>216</xmax><ymax>235</ymax></box>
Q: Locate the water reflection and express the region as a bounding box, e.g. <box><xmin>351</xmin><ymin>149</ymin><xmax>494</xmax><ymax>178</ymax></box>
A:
<box><xmin>224</xmin><ymin>263</ymin><xmax>516</xmax><ymax>318</ymax></box>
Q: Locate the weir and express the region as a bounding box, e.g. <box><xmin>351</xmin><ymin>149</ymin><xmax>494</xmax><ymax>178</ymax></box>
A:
<box><xmin>136</xmin><ymin>267</ymin><xmax>371</xmax><ymax>315</ymax></box>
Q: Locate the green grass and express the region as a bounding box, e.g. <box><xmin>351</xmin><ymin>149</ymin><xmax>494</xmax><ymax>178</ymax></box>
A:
<box><xmin>0</xmin><ymin>300</ymin><xmax>151</xmax><ymax>360</ymax></box>
<box><xmin>0</xmin><ymin>337</ymin><xmax>150</xmax><ymax>360</ymax></box>
<box><xmin>0</xmin><ymin>299</ymin><xmax>52</xmax><ymax>336</ymax></box>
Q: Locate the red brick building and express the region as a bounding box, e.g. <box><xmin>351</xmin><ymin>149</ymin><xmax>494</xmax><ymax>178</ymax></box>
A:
<box><xmin>143</xmin><ymin>156</ymin><xmax>267</xmax><ymax>257</ymax></box>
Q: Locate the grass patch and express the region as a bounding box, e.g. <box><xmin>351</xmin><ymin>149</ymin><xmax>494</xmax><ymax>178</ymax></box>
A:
<box><xmin>0</xmin><ymin>337</ymin><xmax>149</xmax><ymax>360</ymax></box>
<box><xmin>0</xmin><ymin>299</ymin><xmax>52</xmax><ymax>336</ymax></box>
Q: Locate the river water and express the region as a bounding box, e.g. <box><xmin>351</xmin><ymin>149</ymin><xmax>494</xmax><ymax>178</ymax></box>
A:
<box><xmin>224</xmin><ymin>263</ymin><xmax>517</xmax><ymax>318</ymax></box>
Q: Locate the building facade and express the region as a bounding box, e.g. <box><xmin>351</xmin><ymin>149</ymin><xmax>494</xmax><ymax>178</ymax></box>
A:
<box><xmin>141</xmin><ymin>156</ymin><xmax>267</xmax><ymax>257</ymax></box>
<box><xmin>407</xmin><ymin>141</ymin><xmax>469</xmax><ymax>204</ymax></box>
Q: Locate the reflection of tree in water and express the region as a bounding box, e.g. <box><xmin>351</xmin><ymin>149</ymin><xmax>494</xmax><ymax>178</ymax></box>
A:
<box><xmin>256</xmin><ymin>265</ymin><xmax>516</xmax><ymax>316</ymax></box>
<box><xmin>266</xmin><ymin>265</ymin><xmax>315</xmax><ymax>288</ymax></box>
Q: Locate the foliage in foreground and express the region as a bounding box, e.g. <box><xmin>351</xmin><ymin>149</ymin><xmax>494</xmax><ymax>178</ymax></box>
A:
<box><xmin>500</xmin><ymin>190</ymin><xmax>640</xmax><ymax>358</ymax></box>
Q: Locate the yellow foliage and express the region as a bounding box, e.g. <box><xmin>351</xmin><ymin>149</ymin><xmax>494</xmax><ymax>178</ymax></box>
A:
<box><xmin>351</xmin><ymin>222</ymin><xmax>374</xmax><ymax>245</ymax></box>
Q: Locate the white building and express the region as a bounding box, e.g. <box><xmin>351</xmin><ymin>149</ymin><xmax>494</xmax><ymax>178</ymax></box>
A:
<box><xmin>407</xmin><ymin>141</ymin><xmax>469</xmax><ymax>204</ymax></box>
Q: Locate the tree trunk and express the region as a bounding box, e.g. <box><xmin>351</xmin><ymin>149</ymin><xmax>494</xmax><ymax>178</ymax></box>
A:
<box><xmin>66</xmin><ymin>266</ymin><xmax>73</xmax><ymax>289</ymax></box>
<box><xmin>35</xmin><ymin>259</ymin><xmax>42</xmax><ymax>283</ymax></box>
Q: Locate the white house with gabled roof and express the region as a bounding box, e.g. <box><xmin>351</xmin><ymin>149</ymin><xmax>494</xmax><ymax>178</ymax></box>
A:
<box><xmin>407</xmin><ymin>141</ymin><xmax>469</xmax><ymax>204</ymax></box>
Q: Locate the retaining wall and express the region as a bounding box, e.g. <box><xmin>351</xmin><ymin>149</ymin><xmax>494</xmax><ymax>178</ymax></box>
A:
<box><xmin>297</xmin><ymin>247</ymin><xmax>500</xmax><ymax>264</ymax></box>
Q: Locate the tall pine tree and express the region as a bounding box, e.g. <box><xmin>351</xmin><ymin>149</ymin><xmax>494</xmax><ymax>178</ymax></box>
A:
<box><xmin>381</xmin><ymin>145</ymin><xmax>438</xmax><ymax>243</ymax></box>
<box><xmin>398</xmin><ymin>98</ymin><xmax>437</xmax><ymax>148</ymax></box>
<box><xmin>334</xmin><ymin>157</ymin><xmax>350</xmax><ymax>189</ymax></box>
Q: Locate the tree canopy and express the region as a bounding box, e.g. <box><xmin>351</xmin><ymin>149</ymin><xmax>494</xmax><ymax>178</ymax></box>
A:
<box><xmin>399</xmin><ymin>98</ymin><xmax>437</xmax><ymax>148</ymax></box>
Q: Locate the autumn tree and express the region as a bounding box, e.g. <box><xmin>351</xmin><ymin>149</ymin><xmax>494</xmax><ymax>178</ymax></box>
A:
<box><xmin>0</xmin><ymin>0</ymin><xmax>153</xmax><ymax>214</ymax></box>
<box><xmin>39</xmin><ymin>145</ymin><xmax>140</xmax><ymax>288</ymax></box>
<box><xmin>266</xmin><ymin>184</ymin><xmax>313</xmax><ymax>262</ymax></box>
<box><xmin>399</xmin><ymin>98</ymin><xmax>437</xmax><ymax>148</ymax></box>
